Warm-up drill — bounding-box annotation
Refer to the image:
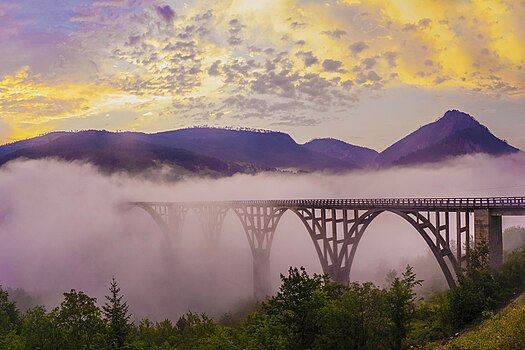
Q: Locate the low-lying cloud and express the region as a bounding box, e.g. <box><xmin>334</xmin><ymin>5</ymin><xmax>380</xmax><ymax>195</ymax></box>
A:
<box><xmin>1</xmin><ymin>153</ymin><xmax>525</xmax><ymax>320</ymax></box>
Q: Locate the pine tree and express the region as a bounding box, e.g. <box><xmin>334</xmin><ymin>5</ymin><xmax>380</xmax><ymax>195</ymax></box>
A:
<box><xmin>102</xmin><ymin>277</ymin><xmax>132</xmax><ymax>350</ymax></box>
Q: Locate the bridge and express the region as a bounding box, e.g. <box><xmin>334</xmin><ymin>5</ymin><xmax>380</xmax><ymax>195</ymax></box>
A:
<box><xmin>129</xmin><ymin>197</ymin><xmax>525</xmax><ymax>298</ymax></box>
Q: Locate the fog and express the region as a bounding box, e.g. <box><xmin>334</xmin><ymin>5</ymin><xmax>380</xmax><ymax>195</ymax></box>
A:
<box><xmin>1</xmin><ymin>153</ymin><xmax>525</xmax><ymax>320</ymax></box>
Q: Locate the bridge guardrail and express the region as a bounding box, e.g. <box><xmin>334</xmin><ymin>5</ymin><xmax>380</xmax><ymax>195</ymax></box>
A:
<box><xmin>130</xmin><ymin>197</ymin><xmax>525</xmax><ymax>210</ymax></box>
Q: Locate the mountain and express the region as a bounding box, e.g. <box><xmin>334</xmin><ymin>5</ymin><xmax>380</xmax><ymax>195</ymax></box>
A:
<box><xmin>302</xmin><ymin>138</ymin><xmax>378</xmax><ymax>167</ymax></box>
<box><xmin>0</xmin><ymin>130</ymin><xmax>245</xmax><ymax>178</ymax></box>
<box><xmin>0</xmin><ymin>110</ymin><xmax>520</xmax><ymax>176</ymax></box>
<box><xmin>0</xmin><ymin>132</ymin><xmax>68</xmax><ymax>158</ymax></box>
<box><xmin>377</xmin><ymin>110</ymin><xmax>519</xmax><ymax>166</ymax></box>
<box><xmin>146</xmin><ymin>128</ymin><xmax>357</xmax><ymax>171</ymax></box>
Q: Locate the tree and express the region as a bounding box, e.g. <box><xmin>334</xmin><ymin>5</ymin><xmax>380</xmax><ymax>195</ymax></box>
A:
<box><xmin>21</xmin><ymin>306</ymin><xmax>62</xmax><ymax>350</ymax></box>
<box><xmin>175</xmin><ymin>312</ymin><xmax>238</xmax><ymax>349</ymax></box>
<box><xmin>446</xmin><ymin>242</ymin><xmax>500</xmax><ymax>330</ymax></box>
<box><xmin>313</xmin><ymin>282</ymin><xmax>390</xmax><ymax>350</ymax></box>
<box><xmin>262</xmin><ymin>267</ymin><xmax>329</xmax><ymax>349</ymax></box>
<box><xmin>102</xmin><ymin>277</ymin><xmax>132</xmax><ymax>350</ymax></box>
<box><xmin>57</xmin><ymin>289</ymin><xmax>107</xmax><ymax>350</ymax></box>
<box><xmin>386</xmin><ymin>265</ymin><xmax>422</xmax><ymax>350</ymax></box>
<box><xmin>0</xmin><ymin>287</ymin><xmax>21</xmax><ymax>336</ymax></box>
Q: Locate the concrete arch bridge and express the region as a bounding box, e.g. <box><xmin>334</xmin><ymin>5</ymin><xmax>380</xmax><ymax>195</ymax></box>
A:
<box><xmin>129</xmin><ymin>197</ymin><xmax>525</xmax><ymax>298</ymax></box>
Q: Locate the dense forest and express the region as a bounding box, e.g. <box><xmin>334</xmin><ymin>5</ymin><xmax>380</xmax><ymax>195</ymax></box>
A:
<box><xmin>2</xmin><ymin>227</ymin><xmax>525</xmax><ymax>349</ymax></box>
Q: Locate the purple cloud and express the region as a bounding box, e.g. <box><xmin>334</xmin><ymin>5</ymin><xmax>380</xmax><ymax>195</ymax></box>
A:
<box><xmin>156</xmin><ymin>5</ymin><xmax>176</xmax><ymax>23</ymax></box>
<box><xmin>322</xmin><ymin>59</ymin><xmax>343</xmax><ymax>72</ymax></box>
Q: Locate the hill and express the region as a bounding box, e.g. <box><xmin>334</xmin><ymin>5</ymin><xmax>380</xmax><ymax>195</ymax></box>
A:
<box><xmin>0</xmin><ymin>110</ymin><xmax>520</xmax><ymax>175</ymax></box>
<box><xmin>377</xmin><ymin>110</ymin><xmax>519</xmax><ymax>166</ymax></box>
<box><xmin>0</xmin><ymin>130</ymin><xmax>245</xmax><ymax>178</ymax></box>
<box><xmin>148</xmin><ymin>128</ymin><xmax>357</xmax><ymax>171</ymax></box>
<box><xmin>302</xmin><ymin>138</ymin><xmax>378</xmax><ymax>167</ymax></box>
<box><xmin>429</xmin><ymin>292</ymin><xmax>525</xmax><ymax>349</ymax></box>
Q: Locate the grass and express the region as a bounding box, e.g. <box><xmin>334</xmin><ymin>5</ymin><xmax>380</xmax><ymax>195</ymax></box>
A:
<box><xmin>427</xmin><ymin>293</ymin><xmax>525</xmax><ymax>349</ymax></box>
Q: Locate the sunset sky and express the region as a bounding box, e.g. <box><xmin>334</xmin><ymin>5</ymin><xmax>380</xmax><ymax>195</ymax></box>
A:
<box><xmin>1</xmin><ymin>0</ymin><xmax>524</xmax><ymax>150</ymax></box>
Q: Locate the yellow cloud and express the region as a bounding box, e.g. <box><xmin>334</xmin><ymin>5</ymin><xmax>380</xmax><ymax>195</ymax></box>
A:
<box><xmin>0</xmin><ymin>67</ymin><xmax>120</xmax><ymax>124</ymax></box>
<box><xmin>0</xmin><ymin>66</ymin><xmax>167</xmax><ymax>143</ymax></box>
<box><xmin>3</xmin><ymin>0</ymin><xmax>525</xmax><ymax>144</ymax></box>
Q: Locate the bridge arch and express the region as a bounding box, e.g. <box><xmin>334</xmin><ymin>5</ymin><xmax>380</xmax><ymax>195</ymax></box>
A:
<box><xmin>347</xmin><ymin>209</ymin><xmax>459</xmax><ymax>288</ymax></box>
<box><xmin>283</xmin><ymin>207</ymin><xmax>459</xmax><ymax>288</ymax></box>
<box><xmin>127</xmin><ymin>198</ymin><xmax>516</xmax><ymax>297</ymax></box>
<box><xmin>127</xmin><ymin>203</ymin><xmax>172</xmax><ymax>237</ymax></box>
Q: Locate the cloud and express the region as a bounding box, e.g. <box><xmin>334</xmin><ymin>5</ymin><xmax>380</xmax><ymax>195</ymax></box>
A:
<box><xmin>349</xmin><ymin>41</ymin><xmax>369</xmax><ymax>54</ymax></box>
<box><xmin>156</xmin><ymin>5</ymin><xmax>176</xmax><ymax>23</ymax></box>
<box><xmin>2</xmin><ymin>154</ymin><xmax>525</xmax><ymax>318</ymax></box>
<box><xmin>321</xmin><ymin>29</ymin><xmax>347</xmax><ymax>39</ymax></box>
<box><xmin>322</xmin><ymin>59</ymin><xmax>344</xmax><ymax>72</ymax></box>
<box><xmin>362</xmin><ymin>57</ymin><xmax>377</xmax><ymax>69</ymax></box>
<box><xmin>208</xmin><ymin>60</ymin><xmax>222</xmax><ymax>76</ymax></box>
<box><xmin>1</xmin><ymin>0</ymin><xmax>525</xmax><ymax>143</ymax></box>
<box><xmin>228</xmin><ymin>18</ymin><xmax>245</xmax><ymax>46</ymax></box>
<box><xmin>295</xmin><ymin>51</ymin><xmax>319</xmax><ymax>67</ymax></box>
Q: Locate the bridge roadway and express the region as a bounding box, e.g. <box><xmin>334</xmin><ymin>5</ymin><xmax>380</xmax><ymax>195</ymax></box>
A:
<box><xmin>129</xmin><ymin>197</ymin><xmax>525</xmax><ymax>298</ymax></box>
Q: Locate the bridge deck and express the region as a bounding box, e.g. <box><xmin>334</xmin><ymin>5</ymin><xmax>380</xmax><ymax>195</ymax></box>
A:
<box><xmin>133</xmin><ymin>197</ymin><xmax>525</xmax><ymax>211</ymax></box>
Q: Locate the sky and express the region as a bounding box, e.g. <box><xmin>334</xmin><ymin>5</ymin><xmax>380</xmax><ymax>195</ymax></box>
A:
<box><xmin>0</xmin><ymin>0</ymin><xmax>524</xmax><ymax>151</ymax></box>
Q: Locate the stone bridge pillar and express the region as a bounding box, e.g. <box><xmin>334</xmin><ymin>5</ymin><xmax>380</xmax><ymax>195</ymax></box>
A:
<box><xmin>474</xmin><ymin>209</ymin><xmax>503</xmax><ymax>270</ymax></box>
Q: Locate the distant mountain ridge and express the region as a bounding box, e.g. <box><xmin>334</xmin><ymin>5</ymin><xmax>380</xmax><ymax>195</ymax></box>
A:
<box><xmin>376</xmin><ymin>110</ymin><xmax>519</xmax><ymax>166</ymax></box>
<box><xmin>303</xmin><ymin>138</ymin><xmax>378</xmax><ymax>167</ymax></box>
<box><xmin>148</xmin><ymin>128</ymin><xmax>357</xmax><ymax>171</ymax></box>
<box><xmin>0</xmin><ymin>110</ymin><xmax>520</xmax><ymax>177</ymax></box>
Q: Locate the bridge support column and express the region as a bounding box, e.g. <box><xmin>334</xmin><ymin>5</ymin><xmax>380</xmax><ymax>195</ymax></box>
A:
<box><xmin>474</xmin><ymin>209</ymin><xmax>503</xmax><ymax>270</ymax></box>
<box><xmin>295</xmin><ymin>208</ymin><xmax>367</xmax><ymax>285</ymax></box>
<box><xmin>234</xmin><ymin>206</ymin><xmax>286</xmax><ymax>299</ymax></box>
<box><xmin>253</xmin><ymin>249</ymin><xmax>271</xmax><ymax>298</ymax></box>
<box><xmin>193</xmin><ymin>205</ymin><xmax>228</xmax><ymax>244</ymax></box>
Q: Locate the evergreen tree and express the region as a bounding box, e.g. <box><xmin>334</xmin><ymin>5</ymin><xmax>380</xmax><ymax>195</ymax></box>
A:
<box><xmin>102</xmin><ymin>277</ymin><xmax>132</xmax><ymax>350</ymax></box>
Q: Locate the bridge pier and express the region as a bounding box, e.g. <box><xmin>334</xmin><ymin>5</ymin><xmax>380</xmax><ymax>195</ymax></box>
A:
<box><xmin>474</xmin><ymin>209</ymin><xmax>503</xmax><ymax>270</ymax></box>
<box><xmin>193</xmin><ymin>205</ymin><xmax>228</xmax><ymax>244</ymax></box>
<box><xmin>294</xmin><ymin>207</ymin><xmax>361</xmax><ymax>285</ymax></box>
<box><xmin>253</xmin><ymin>249</ymin><xmax>272</xmax><ymax>298</ymax></box>
<box><xmin>233</xmin><ymin>205</ymin><xmax>286</xmax><ymax>299</ymax></box>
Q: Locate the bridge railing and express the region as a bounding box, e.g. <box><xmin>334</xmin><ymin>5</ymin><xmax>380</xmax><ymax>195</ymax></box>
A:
<box><xmin>219</xmin><ymin>197</ymin><xmax>525</xmax><ymax>209</ymax></box>
<box><xmin>130</xmin><ymin>197</ymin><xmax>525</xmax><ymax>210</ymax></box>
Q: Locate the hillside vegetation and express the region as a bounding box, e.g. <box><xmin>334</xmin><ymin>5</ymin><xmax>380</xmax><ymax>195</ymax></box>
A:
<box><xmin>433</xmin><ymin>292</ymin><xmax>525</xmax><ymax>349</ymax></box>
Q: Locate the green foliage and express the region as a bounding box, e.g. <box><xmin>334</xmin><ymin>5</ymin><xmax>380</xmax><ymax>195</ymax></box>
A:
<box><xmin>0</xmin><ymin>287</ymin><xmax>21</xmax><ymax>336</ymax></box>
<box><xmin>103</xmin><ymin>277</ymin><xmax>133</xmax><ymax>350</ymax></box>
<box><xmin>240</xmin><ymin>266</ymin><xmax>422</xmax><ymax>350</ymax></box>
<box><xmin>10</xmin><ymin>251</ymin><xmax>525</xmax><ymax>350</ymax></box>
<box><xmin>446</xmin><ymin>242</ymin><xmax>501</xmax><ymax>331</ymax></box>
<box><xmin>442</xmin><ymin>294</ymin><xmax>525</xmax><ymax>350</ymax></box>
<box><xmin>132</xmin><ymin>314</ymin><xmax>239</xmax><ymax>350</ymax></box>
<box><xmin>174</xmin><ymin>311</ymin><xmax>238</xmax><ymax>350</ymax></box>
<box><xmin>386</xmin><ymin>265</ymin><xmax>423</xmax><ymax>349</ymax></box>
<box><xmin>21</xmin><ymin>306</ymin><xmax>61</xmax><ymax>350</ymax></box>
<box><xmin>259</xmin><ymin>267</ymin><xmax>329</xmax><ymax>349</ymax></box>
<box><xmin>0</xmin><ymin>330</ymin><xmax>24</xmax><ymax>350</ymax></box>
<box><xmin>57</xmin><ymin>289</ymin><xmax>107</xmax><ymax>350</ymax></box>
<box><xmin>313</xmin><ymin>282</ymin><xmax>391</xmax><ymax>350</ymax></box>
<box><xmin>497</xmin><ymin>245</ymin><xmax>525</xmax><ymax>294</ymax></box>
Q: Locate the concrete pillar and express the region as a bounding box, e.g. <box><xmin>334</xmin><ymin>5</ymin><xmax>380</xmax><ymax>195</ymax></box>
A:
<box><xmin>474</xmin><ymin>209</ymin><xmax>503</xmax><ymax>271</ymax></box>
<box><xmin>253</xmin><ymin>249</ymin><xmax>271</xmax><ymax>299</ymax></box>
